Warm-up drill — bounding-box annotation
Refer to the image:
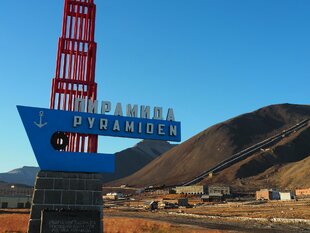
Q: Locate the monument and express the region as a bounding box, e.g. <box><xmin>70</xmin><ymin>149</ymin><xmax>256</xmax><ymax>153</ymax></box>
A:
<box><xmin>17</xmin><ymin>0</ymin><xmax>181</xmax><ymax>232</ymax></box>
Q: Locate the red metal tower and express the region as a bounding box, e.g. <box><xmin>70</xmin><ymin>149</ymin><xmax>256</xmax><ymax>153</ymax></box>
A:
<box><xmin>50</xmin><ymin>0</ymin><xmax>98</xmax><ymax>153</ymax></box>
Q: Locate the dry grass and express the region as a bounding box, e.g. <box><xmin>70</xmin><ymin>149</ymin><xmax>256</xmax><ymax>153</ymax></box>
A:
<box><xmin>0</xmin><ymin>212</ymin><xmax>225</xmax><ymax>233</ymax></box>
<box><xmin>178</xmin><ymin>200</ymin><xmax>310</xmax><ymax>219</ymax></box>
<box><xmin>0</xmin><ymin>213</ymin><xmax>28</xmax><ymax>233</ymax></box>
<box><xmin>1</xmin><ymin>200</ymin><xmax>308</xmax><ymax>233</ymax></box>
<box><xmin>104</xmin><ymin>217</ymin><xmax>226</xmax><ymax>233</ymax></box>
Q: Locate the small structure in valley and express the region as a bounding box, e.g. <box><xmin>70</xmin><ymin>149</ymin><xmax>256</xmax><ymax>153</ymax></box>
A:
<box><xmin>104</xmin><ymin>193</ymin><xmax>125</xmax><ymax>200</ymax></box>
<box><xmin>201</xmin><ymin>193</ymin><xmax>224</xmax><ymax>202</ymax></box>
<box><xmin>178</xmin><ymin>198</ymin><xmax>189</xmax><ymax>207</ymax></box>
<box><xmin>175</xmin><ymin>185</ymin><xmax>208</xmax><ymax>194</ymax></box>
<box><xmin>256</xmin><ymin>189</ymin><xmax>280</xmax><ymax>200</ymax></box>
<box><xmin>279</xmin><ymin>192</ymin><xmax>294</xmax><ymax>201</ymax></box>
<box><xmin>256</xmin><ymin>189</ymin><xmax>294</xmax><ymax>201</ymax></box>
<box><xmin>208</xmin><ymin>185</ymin><xmax>230</xmax><ymax>196</ymax></box>
<box><xmin>295</xmin><ymin>188</ymin><xmax>310</xmax><ymax>198</ymax></box>
<box><xmin>201</xmin><ymin>185</ymin><xmax>231</xmax><ymax>202</ymax></box>
<box><xmin>144</xmin><ymin>201</ymin><xmax>158</xmax><ymax>210</ymax></box>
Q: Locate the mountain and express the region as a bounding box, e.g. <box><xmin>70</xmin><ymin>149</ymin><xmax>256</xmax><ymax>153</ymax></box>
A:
<box><xmin>201</xmin><ymin>124</ymin><xmax>310</xmax><ymax>191</ymax></box>
<box><xmin>110</xmin><ymin>103</ymin><xmax>310</xmax><ymax>188</ymax></box>
<box><xmin>0</xmin><ymin>166</ymin><xmax>40</xmax><ymax>186</ymax></box>
<box><xmin>0</xmin><ymin>140</ymin><xmax>175</xmax><ymax>186</ymax></box>
<box><xmin>101</xmin><ymin>140</ymin><xmax>175</xmax><ymax>183</ymax></box>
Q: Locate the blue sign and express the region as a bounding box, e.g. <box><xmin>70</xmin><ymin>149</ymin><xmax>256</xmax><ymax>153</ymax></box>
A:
<box><xmin>17</xmin><ymin>105</ymin><xmax>181</xmax><ymax>173</ymax></box>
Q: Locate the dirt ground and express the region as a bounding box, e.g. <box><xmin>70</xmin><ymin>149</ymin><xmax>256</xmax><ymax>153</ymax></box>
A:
<box><xmin>104</xmin><ymin>198</ymin><xmax>310</xmax><ymax>233</ymax></box>
<box><xmin>105</xmin><ymin>217</ymin><xmax>226</xmax><ymax>233</ymax></box>
<box><xmin>1</xmin><ymin>200</ymin><xmax>310</xmax><ymax>233</ymax></box>
<box><xmin>176</xmin><ymin>200</ymin><xmax>310</xmax><ymax>219</ymax></box>
<box><xmin>0</xmin><ymin>209</ymin><xmax>227</xmax><ymax>233</ymax></box>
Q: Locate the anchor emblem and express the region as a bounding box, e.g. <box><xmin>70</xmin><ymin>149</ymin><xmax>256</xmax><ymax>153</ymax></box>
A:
<box><xmin>34</xmin><ymin>111</ymin><xmax>48</xmax><ymax>128</ymax></box>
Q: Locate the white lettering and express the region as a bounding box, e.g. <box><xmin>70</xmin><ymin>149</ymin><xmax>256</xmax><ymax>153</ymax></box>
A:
<box><xmin>125</xmin><ymin>121</ymin><xmax>134</xmax><ymax>132</ymax></box>
<box><xmin>146</xmin><ymin>123</ymin><xmax>154</xmax><ymax>134</ymax></box>
<box><xmin>100</xmin><ymin>118</ymin><xmax>108</xmax><ymax>130</ymax></box>
<box><xmin>114</xmin><ymin>103</ymin><xmax>123</xmax><ymax>116</ymax></box>
<box><xmin>87</xmin><ymin>100</ymin><xmax>98</xmax><ymax>113</ymax></box>
<box><xmin>140</xmin><ymin>105</ymin><xmax>150</xmax><ymax>119</ymax></box>
<box><xmin>169</xmin><ymin>125</ymin><xmax>177</xmax><ymax>136</ymax></box>
<box><xmin>158</xmin><ymin>124</ymin><xmax>165</xmax><ymax>135</ymax></box>
<box><xmin>73</xmin><ymin>116</ymin><xmax>82</xmax><ymax>127</ymax></box>
<box><xmin>74</xmin><ymin>98</ymin><xmax>85</xmax><ymax>112</ymax></box>
<box><xmin>72</xmin><ymin>115</ymin><xmax>178</xmax><ymax>140</ymax></box>
<box><xmin>73</xmin><ymin>101</ymin><xmax>177</xmax><ymax>125</ymax></box>
<box><xmin>166</xmin><ymin>108</ymin><xmax>175</xmax><ymax>121</ymax></box>
<box><xmin>113</xmin><ymin>120</ymin><xmax>120</xmax><ymax>131</ymax></box>
<box><xmin>101</xmin><ymin>101</ymin><xmax>111</xmax><ymax>114</ymax></box>
<box><xmin>153</xmin><ymin>107</ymin><xmax>163</xmax><ymax>120</ymax></box>
<box><xmin>87</xmin><ymin>117</ymin><xmax>95</xmax><ymax>129</ymax></box>
<box><xmin>126</xmin><ymin>104</ymin><xmax>138</xmax><ymax>117</ymax></box>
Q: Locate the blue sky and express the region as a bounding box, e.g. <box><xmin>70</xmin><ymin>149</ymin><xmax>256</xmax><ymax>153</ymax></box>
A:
<box><xmin>0</xmin><ymin>0</ymin><xmax>309</xmax><ymax>172</ymax></box>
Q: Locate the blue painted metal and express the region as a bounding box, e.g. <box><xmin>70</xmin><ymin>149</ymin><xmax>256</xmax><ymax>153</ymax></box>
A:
<box><xmin>17</xmin><ymin>105</ymin><xmax>181</xmax><ymax>173</ymax></box>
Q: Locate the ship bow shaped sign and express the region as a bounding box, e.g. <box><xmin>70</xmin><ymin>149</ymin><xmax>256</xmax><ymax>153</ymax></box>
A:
<box><xmin>17</xmin><ymin>104</ymin><xmax>181</xmax><ymax>173</ymax></box>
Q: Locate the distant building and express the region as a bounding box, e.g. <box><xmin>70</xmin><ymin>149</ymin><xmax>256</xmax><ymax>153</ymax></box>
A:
<box><xmin>256</xmin><ymin>189</ymin><xmax>271</xmax><ymax>200</ymax></box>
<box><xmin>144</xmin><ymin>201</ymin><xmax>158</xmax><ymax>210</ymax></box>
<box><xmin>149</xmin><ymin>189</ymin><xmax>171</xmax><ymax>195</ymax></box>
<box><xmin>135</xmin><ymin>189</ymin><xmax>144</xmax><ymax>194</ymax></box>
<box><xmin>178</xmin><ymin>198</ymin><xmax>188</xmax><ymax>207</ymax></box>
<box><xmin>201</xmin><ymin>193</ymin><xmax>224</xmax><ymax>202</ymax></box>
<box><xmin>158</xmin><ymin>201</ymin><xmax>177</xmax><ymax>209</ymax></box>
<box><xmin>175</xmin><ymin>185</ymin><xmax>207</xmax><ymax>194</ymax></box>
<box><xmin>279</xmin><ymin>192</ymin><xmax>294</xmax><ymax>201</ymax></box>
<box><xmin>208</xmin><ymin>186</ymin><xmax>230</xmax><ymax>196</ymax></box>
<box><xmin>256</xmin><ymin>189</ymin><xmax>280</xmax><ymax>200</ymax></box>
<box><xmin>0</xmin><ymin>186</ymin><xmax>33</xmax><ymax>197</ymax></box>
<box><xmin>103</xmin><ymin>192</ymin><xmax>124</xmax><ymax>200</ymax></box>
<box><xmin>295</xmin><ymin>188</ymin><xmax>310</xmax><ymax>197</ymax></box>
<box><xmin>0</xmin><ymin>196</ymin><xmax>32</xmax><ymax>209</ymax></box>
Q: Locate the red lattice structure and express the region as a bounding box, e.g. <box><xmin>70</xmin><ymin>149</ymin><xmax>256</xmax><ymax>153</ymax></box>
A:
<box><xmin>50</xmin><ymin>0</ymin><xmax>98</xmax><ymax>153</ymax></box>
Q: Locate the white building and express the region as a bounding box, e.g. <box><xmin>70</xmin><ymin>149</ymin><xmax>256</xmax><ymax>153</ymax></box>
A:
<box><xmin>0</xmin><ymin>196</ymin><xmax>32</xmax><ymax>209</ymax></box>
<box><xmin>175</xmin><ymin>185</ymin><xmax>207</xmax><ymax>194</ymax></box>
<box><xmin>279</xmin><ymin>192</ymin><xmax>293</xmax><ymax>201</ymax></box>
<box><xmin>103</xmin><ymin>192</ymin><xmax>124</xmax><ymax>200</ymax></box>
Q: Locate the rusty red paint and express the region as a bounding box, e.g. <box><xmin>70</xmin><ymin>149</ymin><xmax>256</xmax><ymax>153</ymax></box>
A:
<box><xmin>50</xmin><ymin>0</ymin><xmax>98</xmax><ymax>153</ymax></box>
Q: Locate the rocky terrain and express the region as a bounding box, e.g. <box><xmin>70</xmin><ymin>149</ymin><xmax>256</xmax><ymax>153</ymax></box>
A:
<box><xmin>0</xmin><ymin>166</ymin><xmax>39</xmax><ymax>186</ymax></box>
<box><xmin>110</xmin><ymin>103</ymin><xmax>310</xmax><ymax>189</ymax></box>
<box><xmin>0</xmin><ymin>140</ymin><xmax>175</xmax><ymax>186</ymax></box>
<box><xmin>201</xmin><ymin>124</ymin><xmax>310</xmax><ymax>191</ymax></box>
<box><xmin>101</xmin><ymin>140</ymin><xmax>175</xmax><ymax>183</ymax></box>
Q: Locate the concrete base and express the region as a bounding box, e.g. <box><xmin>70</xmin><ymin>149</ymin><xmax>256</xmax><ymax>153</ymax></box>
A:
<box><xmin>27</xmin><ymin>171</ymin><xmax>103</xmax><ymax>233</ymax></box>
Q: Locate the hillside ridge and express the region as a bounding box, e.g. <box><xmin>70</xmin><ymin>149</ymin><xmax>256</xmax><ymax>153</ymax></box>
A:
<box><xmin>110</xmin><ymin>103</ymin><xmax>310</xmax><ymax>188</ymax></box>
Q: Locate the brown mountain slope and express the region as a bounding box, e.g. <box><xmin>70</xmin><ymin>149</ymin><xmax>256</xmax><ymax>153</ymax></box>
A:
<box><xmin>266</xmin><ymin>155</ymin><xmax>310</xmax><ymax>189</ymax></box>
<box><xmin>200</xmin><ymin>125</ymin><xmax>310</xmax><ymax>191</ymax></box>
<box><xmin>101</xmin><ymin>140</ymin><xmax>175</xmax><ymax>183</ymax></box>
<box><xmin>109</xmin><ymin>103</ymin><xmax>310</xmax><ymax>187</ymax></box>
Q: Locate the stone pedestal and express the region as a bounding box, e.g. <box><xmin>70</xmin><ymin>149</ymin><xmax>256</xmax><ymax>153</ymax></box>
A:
<box><xmin>28</xmin><ymin>171</ymin><xmax>103</xmax><ymax>233</ymax></box>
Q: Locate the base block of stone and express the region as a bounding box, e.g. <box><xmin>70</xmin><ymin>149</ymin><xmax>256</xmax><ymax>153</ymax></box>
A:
<box><xmin>41</xmin><ymin>209</ymin><xmax>100</xmax><ymax>233</ymax></box>
<box><xmin>28</xmin><ymin>171</ymin><xmax>103</xmax><ymax>233</ymax></box>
